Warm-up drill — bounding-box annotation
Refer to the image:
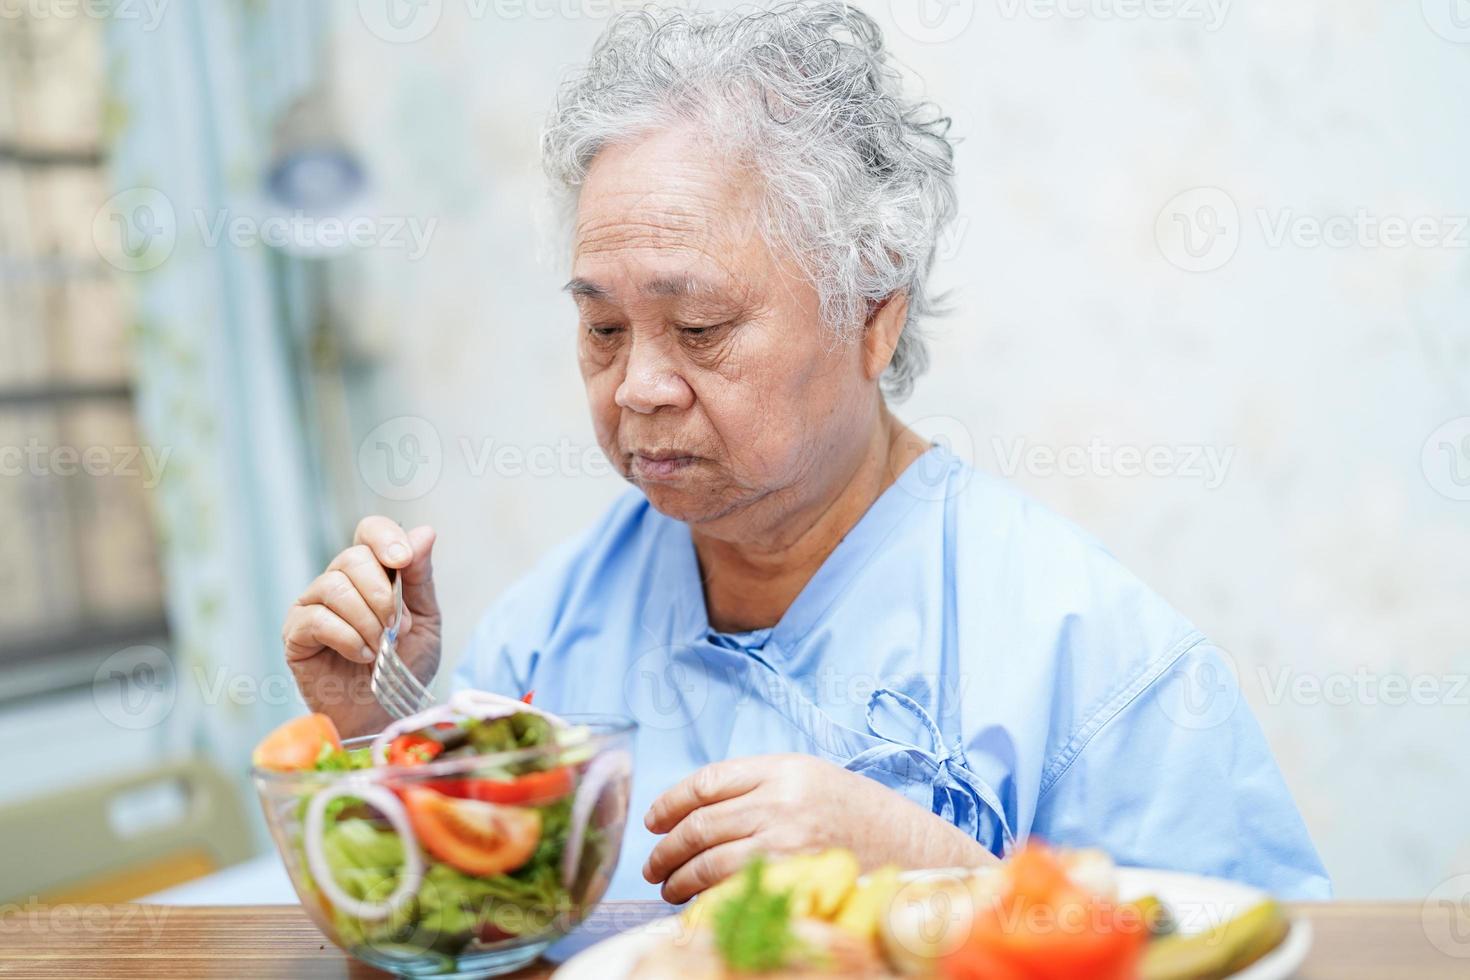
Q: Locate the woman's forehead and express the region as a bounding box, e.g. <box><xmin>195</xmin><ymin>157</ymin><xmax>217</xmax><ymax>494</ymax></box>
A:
<box><xmin>564</xmin><ymin>272</ymin><xmax>730</xmax><ymax>302</ymax></box>
<box><xmin>575</xmin><ymin>130</ymin><xmax>762</xmax><ymax>244</ymax></box>
<box><xmin>570</xmin><ymin>203</ymin><xmax>765</xmax><ymax>305</ymax></box>
<box><xmin>573</xmin><ymin>184</ymin><xmax>760</xmax><ymax>257</ymax></box>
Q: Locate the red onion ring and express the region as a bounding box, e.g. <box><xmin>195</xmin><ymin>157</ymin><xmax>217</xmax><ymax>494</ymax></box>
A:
<box><xmin>369</xmin><ymin>692</ymin><xmax>571</xmax><ymax>766</ymax></box>
<box><xmin>303</xmin><ymin>778</ymin><xmax>424</xmax><ymax>921</ymax></box>
<box><xmin>560</xmin><ymin>748</ymin><xmax>632</xmax><ymax>892</ymax></box>
<box><xmin>449</xmin><ymin>689</ymin><xmax>569</xmax><ymax>728</ymax></box>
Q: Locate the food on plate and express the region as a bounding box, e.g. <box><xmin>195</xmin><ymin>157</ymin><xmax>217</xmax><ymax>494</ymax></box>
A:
<box><xmin>939</xmin><ymin>845</ymin><xmax>1146</xmax><ymax>980</ymax></box>
<box><xmin>630</xmin><ymin>843</ymin><xmax>1290</xmax><ymax>980</ymax></box>
<box><xmin>682</xmin><ymin>849</ymin><xmax>864</xmax><ymax>932</ymax></box>
<box><xmin>634</xmin><ymin>857</ymin><xmax>894</xmax><ymax>979</ymax></box>
<box><xmin>834</xmin><ymin>865</ymin><xmax>901</xmax><ymax>940</ymax></box>
<box><xmin>1139</xmin><ymin>899</ymin><xmax>1289</xmax><ymax>980</ymax></box>
<box><xmin>251</xmin><ymin>692</ymin><xmax>633</xmax><ymax>973</ymax></box>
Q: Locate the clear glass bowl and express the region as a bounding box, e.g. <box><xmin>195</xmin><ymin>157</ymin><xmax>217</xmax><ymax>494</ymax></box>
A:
<box><xmin>253</xmin><ymin>715</ymin><xmax>635</xmax><ymax>978</ymax></box>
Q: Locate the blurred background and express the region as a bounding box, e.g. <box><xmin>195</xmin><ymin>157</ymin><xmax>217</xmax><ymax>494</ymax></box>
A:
<box><xmin>1</xmin><ymin>0</ymin><xmax>1466</xmax><ymax>905</ymax></box>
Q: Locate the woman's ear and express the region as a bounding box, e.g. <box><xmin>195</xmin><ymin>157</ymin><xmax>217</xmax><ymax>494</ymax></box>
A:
<box><xmin>861</xmin><ymin>291</ymin><xmax>910</xmax><ymax>382</ymax></box>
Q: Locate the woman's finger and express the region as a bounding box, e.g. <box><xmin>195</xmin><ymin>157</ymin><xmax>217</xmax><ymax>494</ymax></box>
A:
<box><xmin>660</xmin><ymin>837</ymin><xmax>763</xmax><ymax>906</ymax></box>
<box><xmin>303</xmin><ymin>569</ymin><xmax>386</xmax><ymax>651</ymax></box>
<box><xmin>353</xmin><ymin>515</ymin><xmax>413</xmax><ymax>568</ymax></box>
<box><xmin>328</xmin><ymin>545</ymin><xmax>396</xmax><ymax>626</ymax></box>
<box><xmin>643</xmin><ymin>796</ymin><xmax>753</xmax><ymax>885</ymax></box>
<box><xmin>400</xmin><ymin>525</ymin><xmax>438</xmax><ymax>615</ymax></box>
<box><xmin>284</xmin><ymin>604</ymin><xmax>374</xmax><ymax>664</ymax></box>
<box><xmin>645</xmin><ymin>758</ymin><xmax>764</xmax><ymax>834</ymax></box>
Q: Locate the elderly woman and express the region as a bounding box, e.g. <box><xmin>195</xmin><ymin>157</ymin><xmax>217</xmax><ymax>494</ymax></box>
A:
<box><xmin>283</xmin><ymin>2</ymin><xmax>1328</xmax><ymax>904</ymax></box>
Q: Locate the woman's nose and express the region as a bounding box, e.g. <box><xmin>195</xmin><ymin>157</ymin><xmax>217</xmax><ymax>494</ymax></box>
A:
<box><xmin>614</xmin><ymin>337</ymin><xmax>694</xmax><ymax>414</ymax></box>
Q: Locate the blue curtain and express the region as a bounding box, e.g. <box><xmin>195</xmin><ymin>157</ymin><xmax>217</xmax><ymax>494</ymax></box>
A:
<box><xmin>103</xmin><ymin>1</ymin><xmax>330</xmax><ymax>834</ymax></box>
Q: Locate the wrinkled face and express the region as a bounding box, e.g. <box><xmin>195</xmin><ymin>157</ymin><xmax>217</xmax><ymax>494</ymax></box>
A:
<box><xmin>568</xmin><ymin>126</ymin><xmax>876</xmax><ymax>536</ymax></box>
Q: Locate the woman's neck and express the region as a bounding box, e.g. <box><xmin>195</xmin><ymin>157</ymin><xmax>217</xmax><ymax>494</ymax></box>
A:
<box><xmin>692</xmin><ymin>409</ymin><xmax>930</xmax><ymax>634</ymax></box>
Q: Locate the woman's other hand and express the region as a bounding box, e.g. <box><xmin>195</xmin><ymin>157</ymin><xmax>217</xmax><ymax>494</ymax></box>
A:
<box><xmin>282</xmin><ymin>517</ymin><xmax>442</xmax><ymax>737</ymax></box>
<box><xmin>642</xmin><ymin>753</ymin><xmax>996</xmax><ymax>904</ymax></box>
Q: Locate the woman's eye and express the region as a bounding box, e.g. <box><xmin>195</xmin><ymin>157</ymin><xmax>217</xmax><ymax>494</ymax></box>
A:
<box><xmin>677</xmin><ymin>322</ymin><xmax>727</xmax><ymax>343</ymax></box>
<box><xmin>586</xmin><ymin>325</ymin><xmax>623</xmax><ymax>340</ymax></box>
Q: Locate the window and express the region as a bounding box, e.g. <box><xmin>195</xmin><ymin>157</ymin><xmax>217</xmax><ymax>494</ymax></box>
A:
<box><xmin>0</xmin><ymin>11</ymin><xmax>168</xmax><ymax>698</ymax></box>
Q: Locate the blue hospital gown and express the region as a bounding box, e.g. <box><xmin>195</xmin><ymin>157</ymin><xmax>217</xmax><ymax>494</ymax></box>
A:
<box><xmin>454</xmin><ymin>445</ymin><xmax>1330</xmax><ymax>901</ymax></box>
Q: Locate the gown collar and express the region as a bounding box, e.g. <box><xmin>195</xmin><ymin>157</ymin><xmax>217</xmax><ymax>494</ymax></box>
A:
<box><xmin>649</xmin><ymin>444</ymin><xmax>957</xmax><ymax>657</ymax></box>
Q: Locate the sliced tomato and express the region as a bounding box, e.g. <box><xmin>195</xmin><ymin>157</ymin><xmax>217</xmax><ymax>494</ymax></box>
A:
<box><xmin>402</xmin><ymin>787</ymin><xmax>542</xmax><ymax>876</ymax></box>
<box><xmin>941</xmin><ymin>844</ymin><xmax>1146</xmax><ymax>980</ymax></box>
<box><xmin>475</xmin><ymin>920</ymin><xmax>515</xmax><ymax>944</ymax></box>
<box><xmin>428</xmin><ymin>767</ymin><xmax>574</xmax><ymax>805</ymax></box>
<box><xmin>388</xmin><ymin>732</ymin><xmax>445</xmax><ymax>767</ymax></box>
<box><xmin>1007</xmin><ymin>842</ymin><xmax>1073</xmax><ymax>900</ymax></box>
<box><xmin>251</xmin><ymin>713</ymin><xmax>342</xmax><ymax>771</ymax></box>
<box><xmin>941</xmin><ymin>946</ymin><xmax>1032</xmax><ymax>980</ymax></box>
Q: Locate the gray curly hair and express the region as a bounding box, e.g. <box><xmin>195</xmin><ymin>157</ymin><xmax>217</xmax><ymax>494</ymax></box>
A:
<box><xmin>540</xmin><ymin>1</ymin><xmax>958</xmax><ymax>400</ymax></box>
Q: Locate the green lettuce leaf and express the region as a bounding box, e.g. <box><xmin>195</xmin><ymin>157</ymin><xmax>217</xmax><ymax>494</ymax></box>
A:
<box><xmin>315</xmin><ymin>812</ymin><xmax>577</xmax><ymax>955</ymax></box>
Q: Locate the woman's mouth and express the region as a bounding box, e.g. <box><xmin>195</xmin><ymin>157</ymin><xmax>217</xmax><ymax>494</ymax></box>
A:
<box><xmin>629</xmin><ymin>451</ymin><xmax>697</xmax><ymax>482</ymax></box>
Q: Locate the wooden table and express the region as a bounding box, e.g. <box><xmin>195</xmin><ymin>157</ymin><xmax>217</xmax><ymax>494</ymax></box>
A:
<box><xmin>0</xmin><ymin>901</ymin><xmax>1464</xmax><ymax>978</ymax></box>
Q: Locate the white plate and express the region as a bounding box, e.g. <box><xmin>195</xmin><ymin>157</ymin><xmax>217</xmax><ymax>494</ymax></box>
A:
<box><xmin>554</xmin><ymin>866</ymin><xmax>1312</xmax><ymax>980</ymax></box>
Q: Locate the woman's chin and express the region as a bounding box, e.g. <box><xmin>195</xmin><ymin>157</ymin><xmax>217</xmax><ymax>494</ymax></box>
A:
<box><xmin>636</xmin><ymin>480</ymin><xmax>733</xmax><ymax>526</ymax></box>
<box><xmin>637</xmin><ymin>482</ymin><xmax>704</xmax><ymax>517</ymax></box>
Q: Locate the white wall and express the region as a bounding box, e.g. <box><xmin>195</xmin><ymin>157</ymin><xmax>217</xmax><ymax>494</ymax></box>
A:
<box><xmin>324</xmin><ymin>0</ymin><xmax>1470</xmax><ymax>898</ymax></box>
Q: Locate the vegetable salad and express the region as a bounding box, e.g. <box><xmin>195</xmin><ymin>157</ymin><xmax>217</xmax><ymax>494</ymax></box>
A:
<box><xmin>253</xmin><ymin>692</ymin><xmax>631</xmax><ymax>968</ymax></box>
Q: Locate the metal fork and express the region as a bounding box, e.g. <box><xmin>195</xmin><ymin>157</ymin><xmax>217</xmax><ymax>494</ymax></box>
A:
<box><xmin>370</xmin><ymin>569</ymin><xmax>436</xmax><ymax>719</ymax></box>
